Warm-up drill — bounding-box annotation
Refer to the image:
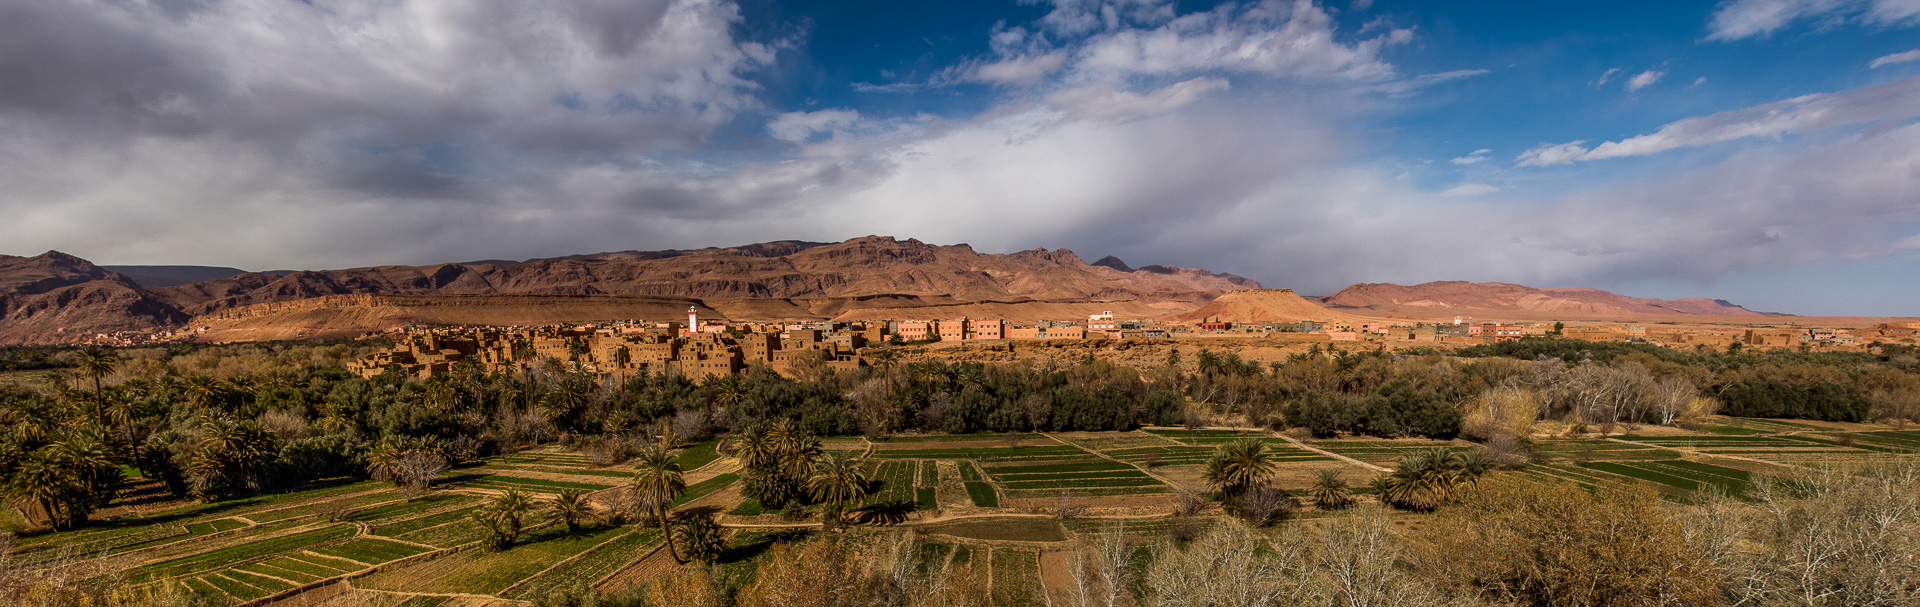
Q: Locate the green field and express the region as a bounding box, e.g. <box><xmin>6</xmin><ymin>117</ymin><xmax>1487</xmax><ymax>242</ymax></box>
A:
<box><xmin>14</xmin><ymin>422</ymin><xmax>1916</xmax><ymax>606</ymax></box>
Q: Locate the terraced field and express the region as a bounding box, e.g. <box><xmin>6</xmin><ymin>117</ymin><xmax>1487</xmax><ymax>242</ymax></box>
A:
<box><xmin>863</xmin><ymin>439</ymin><xmax>1171</xmax><ymax>502</ymax></box>
<box><xmin>1529</xmin><ymin>439</ymin><xmax>1680</xmax><ymax>463</ymax></box>
<box><xmin>1306</xmin><ymin>439</ymin><xmax>1473</xmax><ymax>464</ymax></box>
<box><xmin>16</xmin><ymin>423</ymin><xmax>1915</xmax><ymax>606</ymax></box>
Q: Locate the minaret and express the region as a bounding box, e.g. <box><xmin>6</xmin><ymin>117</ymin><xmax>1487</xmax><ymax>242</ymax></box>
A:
<box><xmin>688</xmin><ymin>306</ymin><xmax>698</xmax><ymax>332</ymax></box>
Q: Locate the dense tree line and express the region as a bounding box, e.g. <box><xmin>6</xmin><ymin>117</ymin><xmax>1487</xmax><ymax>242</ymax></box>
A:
<box><xmin>4</xmin><ymin>335</ymin><xmax>1917</xmax><ymax>532</ymax></box>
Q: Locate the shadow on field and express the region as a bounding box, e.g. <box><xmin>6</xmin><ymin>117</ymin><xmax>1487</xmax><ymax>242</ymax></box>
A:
<box><xmin>718</xmin><ymin>528</ymin><xmax>811</xmax><ymax>565</ymax></box>
<box><xmin>855</xmin><ymin>500</ymin><xmax>916</xmax><ymax>526</ymax></box>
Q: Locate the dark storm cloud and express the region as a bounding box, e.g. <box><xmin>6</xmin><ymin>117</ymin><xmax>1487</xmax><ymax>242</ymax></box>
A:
<box><xmin>0</xmin><ymin>0</ymin><xmax>777</xmax><ymax>267</ymax></box>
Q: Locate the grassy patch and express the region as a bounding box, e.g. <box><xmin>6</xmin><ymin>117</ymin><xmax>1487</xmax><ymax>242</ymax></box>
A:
<box><xmin>964</xmin><ymin>482</ymin><xmax>999</xmax><ymax>508</ymax></box>
<box><xmin>990</xmin><ymin>549</ymin><xmax>1042</xmax><ymax>607</ymax></box>
<box><xmin>125</xmin><ymin>524</ymin><xmax>355</xmax><ymax>583</ymax></box>
<box><xmin>670</xmin><ymin>473</ymin><xmax>740</xmax><ymax>508</ymax></box>
<box><xmin>729</xmin><ymin>500</ymin><xmax>771</xmax><ymax>516</ymax></box>
<box><xmin>1583</xmin><ymin>462</ymin><xmax>1703</xmax><ymax>492</ymax></box>
<box><xmin>372</xmin><ymin>504</ymin><xmax>483</xmax><ymax>537</ymax></box>
<box><xmin>455</xmin><ymin>474</ymin><xmax>615</xmax><ymax>492</ymax></box>
<box><xmin>983</xmin><ymin>460</ymin><xmax>1135</xmax><ymax>474</ymax></box>
<box><xmin>312</xmin><ymin>537</ymin><xmax>430</xmax><ymax>565</ymax></box>
<box><xmin>678</xmin><ymin>440</ymin><xmax>722</xmax><ymax>471</ymax></box>
<box><xmin>414</xmin><ymin>525</ymin><xmax>626</xmax><ymax>595</ymax></box>
<box><xmin>398</xmin><ymin>518</ymin><xmax>489</xmax><ymax>548</ymax></box>
<box><xmin>505</xmin><ymin>529</ymin><xmax>661</xmax><ymax>600</ymax></box>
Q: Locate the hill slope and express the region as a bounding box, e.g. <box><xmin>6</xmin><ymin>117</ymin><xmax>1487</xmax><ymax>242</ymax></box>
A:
<box><xmin>0</xmin><ymin>252</ymin><xmax>190</xmax><ymax>342</ymax></box>
<box><xmin>0</xmin><ymin>237</ymin><xmax>1256</xmax><ymax>343</ymax></box>
<box><xmin>1166</xmin><ymin>289</ymin><xmax>1356</xmax><ymax>323</ymax></box>
<box><xmin>1319</xmin><ymin>281</ymin><xmax>1778</xmax><ymax>320</ymax></box>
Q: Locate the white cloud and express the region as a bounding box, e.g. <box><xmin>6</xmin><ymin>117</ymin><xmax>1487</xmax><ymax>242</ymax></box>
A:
<box><xmin>767</xmin><ymin>109</ymin><xmax>863</xmax><ymax>142</ymax></box>
<box><xmin>1366</xmin><ymin>68</ymin><xmax>1491</xmax><ymax>97</ymax></box>
<box><xmin>1593</xmin><ymin>67</ymin><xmax>1624</xmax><ymax>86</ymax></box>
<box><xmin>1871</xmin><ymin>48</ymin><xmax>1920</xmax><ymax>68</ymax></box>
<box><xmin>1069</xmin><ymin>0</ymin><xmax>1407</xmax><ymax>81</ymax></box>
<box><xmin>1046</xmin><ymin>77</ymin><xmax>1231</xmax><ymax>123</ymax></box>
<box><xmin>1625</xmin><ymin>70</ymin><xmax>1665</xmax><ymax>92</ymax></box>
<box><xmin>1514</xmin><ymin>141</ymin><xmax>1592</xmax><ymax>167</ymax></box>
<box><xmin>1450</xmin><ymin>149</ymin><xmax>1492</xmax><ymax>165</ymax></box>
<box><xmin>972</xmin><ymin>51</ymin><xmax>1070</xmax><ymax>85</ymax></box>
<box><xmin>1440</xmin><ymin>183</ymin><xmax>1498</xmax><ymax>196</ymax></box>
<box><xmin>1707</xmin><ymin>0</ymin><xmax>1920</xmax><ymax>41</ymax></box>
<box><xmin>1517</xmin><ymin>74</ymin><xmax>1920</xmax><ymax>166</ymax></box>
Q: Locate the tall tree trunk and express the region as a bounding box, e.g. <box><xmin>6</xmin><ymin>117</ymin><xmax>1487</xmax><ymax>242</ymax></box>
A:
<box><xmin>659</xmin><ymin>507</ymin><xmax>687</xmax><ymax>564</ymax></box>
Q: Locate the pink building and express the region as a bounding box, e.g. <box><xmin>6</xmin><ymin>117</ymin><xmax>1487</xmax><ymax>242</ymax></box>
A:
<box><xmin>895</xmin><ymin>321</ymin><xmax>933</xmax><ymax>341</ymax></box>
<box><xmin>937</xmin><ymin>319</ymin><xmax>969</xmax><ymax>341</ymax></box>
<box><xmin>967</xmin><ymin>319</ymin><xmax>1007</xmax><ymax>340</ymax></box>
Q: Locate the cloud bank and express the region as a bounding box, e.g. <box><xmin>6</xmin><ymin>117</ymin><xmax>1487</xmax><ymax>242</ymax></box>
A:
<box><xmin>1</xmin><ymin>0</ymin><xmax>1917</xmax><ymax>311</ymax></box>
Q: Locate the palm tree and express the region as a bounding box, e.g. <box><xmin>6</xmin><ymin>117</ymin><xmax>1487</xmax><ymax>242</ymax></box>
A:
<box><xmin>5</xmin><ymin>448</ymin><xmax>81</xmax><ymax>529</ymax></box>
<box><xmin>1202</xmin><ymin>439</ymin><xmax>1277</xmax><ymax>499</ymax></box>
<box><xmin>473</xmin><ymin>489</ymin><xmax>536</xmax><ymax>550</ymax></box>
<box><xmin>549</xmin><ymin>489</ymin><xmax>593</xmax><ymax>533</ymax></box>
<box><xmin>707</xmin><ymin>374</ymin><xmax>749</xmax><ymax>414</ymax></box>
<box><xmin>1308</xmin><ymin>469</ymin><xmax>1354</xmax><ymax>510</ymax></box>
<box><xmin>1377</xmin><ymin>448</ymin><xmax>1488</xmax><ymax>511</ymax></box>
<box><xmin>631</xmin><ymin>444</ymin><xmax>688</xmax><ymax>563</ymax></box>
<box><xmin>770</xmin><ymin>421</ymin><xmax>820</xmax><ymax>483</ymax></box>
<box><xmin>670</xmin><ymin>509</ymin><xmax>728</xmax><ymax>563</ymax></box>
<box><xmin>869</xmin><ymin>350</ymin><xmax>902</xmax><ymax>382</ymax></box>
<box><xmin>187</xmin><ymin>415</ymin><xmax>275</xmax><ymax>501</ymax></box>
<box><xmin>729</xmin><ymin>425</ymin><xmax>774</xmax><ymax>470</ymax></box>
<box><xmin>807</xmin><ymin>450</ymin><xmax>870</xmax><ymax>529</ymax></box>
<box><xmin>184</xmin><ymin>375</ymin><xmax>226</xmax><ymax>411</ymax></box>
<box><xmin>55</xmin><ymin>429</ymin><xmax>118</xmax><ymax>500</ymax></box>
<box><xmin>73</xmin><ymin>347</ymin><xmax>118</xmax><ymax>424</ymax></box>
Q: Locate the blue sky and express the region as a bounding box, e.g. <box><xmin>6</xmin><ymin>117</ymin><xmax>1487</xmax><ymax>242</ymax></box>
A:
<box><xmin>1</xmin><ymin>0</ymin><xmax>1917</xmax><ymax>315</ymax></box>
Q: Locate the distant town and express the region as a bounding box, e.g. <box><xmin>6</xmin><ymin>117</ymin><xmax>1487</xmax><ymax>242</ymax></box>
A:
<box><xmin>344</xmin><ymin>306</ymin><xmax>1920</xmax><ymax>380</ymax></box>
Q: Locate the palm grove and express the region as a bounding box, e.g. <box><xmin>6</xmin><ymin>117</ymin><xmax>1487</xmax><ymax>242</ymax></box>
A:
<box><xmin>1</xmin><ymin>337</ymin><xmax>1918</xmax><ymax>605</ymax></box>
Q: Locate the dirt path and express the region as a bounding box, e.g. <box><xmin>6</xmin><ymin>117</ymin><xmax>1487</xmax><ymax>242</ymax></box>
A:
<box><xmin>1600</xmin><ymin>437</ymin><xmax>1808</xmax><ymax>471</ymax></box>
<box><xmin>1267</xmin><ymin>431</ymin><xmax>1391</xmax><ymax>473</ymax></box>
<box><xmin>1038</xmin><ymin>550</ymin><xmax>1077</xmax><ymax>607</ymax></box>
<box><xmin>682</xmin><ymin>458</ymin><xmax>742</xmax><ymax>485</ymax></box>
<box><xmin>1040</xmin><ymin>431</ymin><xmax>1184</xmax><ymax>490</ymax></box>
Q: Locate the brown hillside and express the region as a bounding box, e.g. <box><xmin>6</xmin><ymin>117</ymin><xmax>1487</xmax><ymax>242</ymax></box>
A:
<box><xmin>1165</xmin><ymin>289</ymin><xmax>1358</xmax><ymax>323</ymax></box>
<box><xmin>1319</xmin><ymin>281</ymin><xmax>1776</xmax><ymax>320</ymax></box>
<box><xmin>0</xmin><ymin>237</ymin><xmax>1258</xmax><ymax>344</ymax></box>
<box><xmin>186</xmin><ymin>294</ymin><xmax>738</xmax><ymax>342</ymax></box>
<box><xmin>0</xmin><ymin>252</ymin><xmax>189</xmax><ymax>343</ymax></box>
<box><xmin>150</xmin><ymin>236</ymin><xmax>1258</xmax><ymax>317</ymax></box>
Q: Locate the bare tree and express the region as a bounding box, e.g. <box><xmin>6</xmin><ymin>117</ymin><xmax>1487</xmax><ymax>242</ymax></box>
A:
<box><xmin>1055</xmin><ymin>489</ymin><xmax>1087</xmax><ymax>520</ymax></box>
<box><xmin>1305</xmin><ymin>508</ymin><xmax>1453</xmax><ymax>607</ymax></box>
<box><xmin>1093</xmin><ymin>526</ymin><xmax>1138</xmax><ymax>607</ymax></box>
<box><xmin>1237</xmin><ymin>483</ymin><xmax>1293</xmax><ymax>527</ymax></box>
<box><xmin>390</xmin><ymin>452</ymin><xmax>450</xmax><ymax>496</ymax></box>
<box><xmin>1143</xmin><ymin>519</ymin><xmax>1305</xmax><ymax>607</ymax></box>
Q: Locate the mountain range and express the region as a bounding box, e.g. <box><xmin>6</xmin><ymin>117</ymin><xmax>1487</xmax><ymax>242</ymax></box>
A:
<box><xmin>1317</xmin><ymin>281</ymin><xmax>1777</xmax><ymax>319</ymax></box>
<box><xmin>0</xmin><ymin>236</ymin><xmax>1253</xmax><ymax>343</ymax></box>
<box><xmin>0</xmin><ymin>237</ymin><xmax>1793</xmax><ymax>345</ymax></box>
